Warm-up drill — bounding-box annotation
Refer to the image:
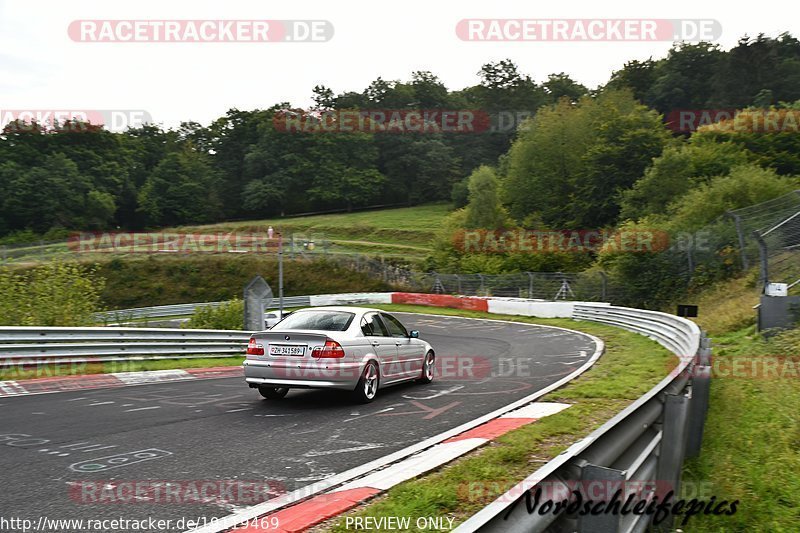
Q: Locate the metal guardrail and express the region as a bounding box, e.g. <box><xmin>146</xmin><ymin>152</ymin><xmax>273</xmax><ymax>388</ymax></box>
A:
<box><xmin>456</xmin><ymin>303</ymin><xmax>711</xmax><ymax>533</ymax></box>
<box><xmin>0</xmin><ymin>327</ymin><xmax>251</xmax><ymax>366</ymax></box>
<box><xmin>93</xmin><ymin>296</ymin><xmax>312</xmax><ymax>322</ymax></box>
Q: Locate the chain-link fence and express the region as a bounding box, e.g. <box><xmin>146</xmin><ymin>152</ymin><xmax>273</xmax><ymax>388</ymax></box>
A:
<box><xmin>329</xmin><ymin>190</ymin><xmax>800</xmax><ymax>305</ymax></box>
<box><xmin>658</xmin><ymin>190</ymin><xmax>800</xmax><ymax>295</ymax></box>
<box><xmin>733</xmin><ymin>190</ymin><xmax>800</xmax><ymax>293</ymax></box>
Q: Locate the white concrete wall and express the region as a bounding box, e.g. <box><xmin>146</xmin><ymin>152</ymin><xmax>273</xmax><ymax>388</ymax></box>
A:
<box><xmin>487</xmin><ymin>298</ymin><xmax>610</xmax><ymax>318</ymax></box>
<box><xmin>309</xmin><ymin>293</ymin><xmax>394</xmax><ymax>306</ymax></box>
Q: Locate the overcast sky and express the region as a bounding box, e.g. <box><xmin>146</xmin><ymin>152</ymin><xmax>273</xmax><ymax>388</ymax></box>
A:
<box><xmin>1</xmin><ymin>0</ymin><xmax>796</xmax><ymax>129</ymax></box>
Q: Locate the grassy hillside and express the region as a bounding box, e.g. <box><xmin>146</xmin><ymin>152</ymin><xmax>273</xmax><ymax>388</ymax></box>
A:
<box><xmin>176</xmin><ymin>203</ymin><xmax>451</xmax><ymax>258</ymax></box>
<box><xmin>0</xmin><ymin>204</ymin><xmax>451</xmax><ymax>265</ymax></box>
<box><xmin>97</xmin><ymin>255</ymin><xmax>392</xmax><ymax>309</ymax></box>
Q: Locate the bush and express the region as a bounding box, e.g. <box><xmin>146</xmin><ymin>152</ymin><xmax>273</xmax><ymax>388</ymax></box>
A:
<box><xmin>183</xmin><ymin>298</ymin><xmax>244</xmax><ymax>330</ymax></box>
<box><xmin>0</xmin><ymin>262</ymin><xmax>105</xmax><ymax>326</ymax></box>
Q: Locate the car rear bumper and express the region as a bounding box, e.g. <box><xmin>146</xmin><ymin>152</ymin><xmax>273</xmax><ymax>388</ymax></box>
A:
<box><xmin>243</xmin><ymin>359</ymin><xmax>362</xmax><ymax>390</ymax></box>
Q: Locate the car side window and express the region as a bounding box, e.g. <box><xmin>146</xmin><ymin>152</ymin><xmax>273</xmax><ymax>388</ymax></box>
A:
<box><xmin>381</xmin><ymin>313</ymin><xmax>408</xmax><ymax>338</ymax></box>
<box><xmin>361</xmin><ymin>313</ymin><xmax>389</xmax><ymax>336</ymax></box>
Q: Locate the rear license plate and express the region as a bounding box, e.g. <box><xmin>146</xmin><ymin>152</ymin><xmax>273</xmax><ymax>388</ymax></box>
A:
<box><xmin>269</xmin><ymin>344</ymin><xmax>306</xmax><ymax>356</ymax></box>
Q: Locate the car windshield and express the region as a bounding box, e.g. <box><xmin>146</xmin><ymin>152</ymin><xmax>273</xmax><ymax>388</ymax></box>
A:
<box><xmin>274</xmin><ymin>310</ymin><xmax>355</xmax><ymax>331</ymax></box>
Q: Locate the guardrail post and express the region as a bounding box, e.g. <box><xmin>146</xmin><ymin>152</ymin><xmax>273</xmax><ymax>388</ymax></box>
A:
<box><xmin>578</xmin><ymin>464</ymin><xmax>624</xmax><ymax>533</ymax></box>
<box><xmin>686</xmin><ymin>364</ymin><xmax>711</xmax><ymax>457</ymax></box>
<box><xmin>654</xmin><ymin>393</ymin><xmax>690</xmax><ymax>531</ymax></box>
<box><xmin>699</xmin><ymin>336</ymin><xmax>712</xmax><ymax>366</ymax></box>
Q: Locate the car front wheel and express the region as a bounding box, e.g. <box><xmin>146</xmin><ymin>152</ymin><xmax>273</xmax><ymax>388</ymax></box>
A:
<box><xmin>417</xmin><ymin>351</ymin><xmax>435</xmax><ymax>384</ymax></box>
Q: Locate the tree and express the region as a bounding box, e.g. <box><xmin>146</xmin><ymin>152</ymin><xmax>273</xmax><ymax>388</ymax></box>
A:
<box><xmin>464</xmin><ymin>166</ymin><xmax>508</xmax><ymax>229</ymax></box>
<box><xmin>137</xmin><ymin>148</ymin><xmax>222</xmax><ymax>226</ymax></box>
<box><xmin>605</xmin><ymin>59</ymin><xmax>658</xmax><ymax>103</ymax></box>
<box><xmin>620</xmin><ymin>139</ymin><xmax>751</xmax><ymax>221</ymax></box>
<box><xmin>543</xmin><ymin>73</ymin><xmax>588</xmax><ymax>103</ymax></box>
<box><xmin>2</xmin><ymin>153</ymin><xmax>91</xmax><ymax>233</ymax></box>
<box><xmin>644</xmin><ymin>42</ymin><xmax>724</xmax><ymax>112</ymax></box>
<box><xmin>666</xmin><ymin>164</ymin><xmax>799</xmax><ymax>231</ymax></box>
<box><xmin>503</xmin><ymin>90</ymin><xmax>669</xmax><ymax>228</ymax></box>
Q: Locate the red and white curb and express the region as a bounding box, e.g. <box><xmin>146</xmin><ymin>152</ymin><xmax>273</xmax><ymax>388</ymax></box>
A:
<box><xmin>0</xmin><ymin>366</ymin><xmax>242</xmax><ymax>397</ymax></box>
<box><xmin>223</xmin><ymin>402</ymin><xmax>572</xmax><ymax>533</ymax></box>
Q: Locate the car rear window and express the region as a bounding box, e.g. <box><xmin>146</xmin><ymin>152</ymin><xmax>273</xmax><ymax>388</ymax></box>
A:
<box><xmin>274</xmin><ymin>310</ymin><xmax>355</xmax><ymax>331</ymax></box>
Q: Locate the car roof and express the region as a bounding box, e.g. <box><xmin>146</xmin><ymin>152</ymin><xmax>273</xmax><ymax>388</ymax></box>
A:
<box><xmin>292</xmin><ymin>306</ymin><xmax>384</xmax><ymax>314</ymax></box>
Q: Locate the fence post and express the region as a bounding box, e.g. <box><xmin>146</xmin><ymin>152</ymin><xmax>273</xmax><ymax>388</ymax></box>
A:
<box><xmin>455</xmin><ymin>274</ymin><xmax>461</xmax><ymax>295</ymax></box>
<box><xmin>478</xmin><ymin>274</ymin><xmax>486</xmax><ymax>296</ymax></box>
<box><xmin>726</xmin><ymin>211</ymin><xmax>749</xmax><ymax>271</ymax></box>
<box><xmin>752</xmin><ymin>231</ymin><xmax>769</xmax><ymax>291</ymax></box>
<box><xmin>526</xmin><ymin>271</ymin><xmax>533</xmax><ymax>298</ymax></box>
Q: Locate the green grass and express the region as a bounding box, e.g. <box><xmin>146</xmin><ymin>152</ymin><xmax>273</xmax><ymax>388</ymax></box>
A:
<box><xmin>681</xmin><ymin>325</ymin><xmax>800</xmax><ymax>532</ymax></box>
<box><xmin>0</xmin><ymin>356</ymin><xmax>244</xmax><ymax>382</ymax></box>
<box><xmin>317</xmin><ymin>304</ymin><xmax>675</xmax><ymax>532</ymax></box>
<box><xmin>1</xmin><ymin>204</ymin><xmax>452</xmax><ymax>264</ymax></box>
<box><xmin>176</xmin><ymin>203</ymin><xmax>451</xmax><ymax>255</ymax></box>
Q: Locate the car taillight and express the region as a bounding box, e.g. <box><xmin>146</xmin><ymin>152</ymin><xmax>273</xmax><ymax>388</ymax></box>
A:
<box><xmin>312</xmin><ymin>339</ymin><xmax>345</xmax><ymax>359</ymax></box>
<box><xmin>247</xmin><ymin>337</ymin><xmax>264</xmax><ymax>356</ymax></box>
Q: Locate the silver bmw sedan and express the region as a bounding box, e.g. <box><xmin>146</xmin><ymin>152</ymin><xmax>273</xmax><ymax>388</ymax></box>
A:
<box><xmin>243</xmin><ymin>306</ymin><xmax>435</xmax><ymax>403</ymax></box>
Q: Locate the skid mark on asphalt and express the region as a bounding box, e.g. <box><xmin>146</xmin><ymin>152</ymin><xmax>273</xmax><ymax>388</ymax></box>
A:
<box><xmin>378</xmin><ymin>400</ymin><xmax>461</xmax><ymax>420</ymax></box>
<box><xmin>303</xmin><ymin>429</ymin><xmax>386</xmax><ymax>458</ymax></box>
<box><xmin>402</xmin><ymin>385</ymin><xmax>464</xmax><ymax>400</ymax></box>
<box><xmin>450</xmin><ymin>380</ymin><xmax>534</xmax><ymax>396</ymax></box>
<box><xmin>343</xmin><ymin>403</ymin><xmax>404</xmax><ymax>422</ymax></box>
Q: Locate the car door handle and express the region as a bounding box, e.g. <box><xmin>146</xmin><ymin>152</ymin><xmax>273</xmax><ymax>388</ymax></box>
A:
<box><xmin>371</xmin><ymin>341</ymin><xmax>380</xmax><ymax>346</ymax></box>
<box><xmin>395</xmin><ymin>342</ymin><xmax>401</xmax><ymax>346</ymax></box>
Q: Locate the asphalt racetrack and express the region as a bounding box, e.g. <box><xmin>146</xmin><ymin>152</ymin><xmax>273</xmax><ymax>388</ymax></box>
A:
<box><xmin>0</xmin><ymin>313</ymin><xmax>598</xmax><ymax>532</ymax></box>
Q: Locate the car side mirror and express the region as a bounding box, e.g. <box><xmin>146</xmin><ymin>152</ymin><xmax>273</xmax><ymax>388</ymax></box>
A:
<box><xmin>410</xmin><ymin>330</ymin><xmax>419</xmax><ymax>338</ymax></box>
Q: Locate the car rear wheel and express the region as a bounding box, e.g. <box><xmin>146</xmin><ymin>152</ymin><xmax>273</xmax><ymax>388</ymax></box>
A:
<box><xmin>258</xmin><ymin>386</ymin><xmax>289</xmax><ymax>399</ymax></box>
<box><xmin>417</xmin><ymin>351</ymin><xmax>435</xmax><ymax>383</ymax></box>
<box><xmin>353</xmin><ymin>361</ymin><xmax>379</xmax><ymax>403</ymax></box>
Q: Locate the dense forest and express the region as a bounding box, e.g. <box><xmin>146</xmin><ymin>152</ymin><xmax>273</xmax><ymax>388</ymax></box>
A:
<box><xmin>1</xmin><ymin>34</ymin><xmax>800</xmax><ymax>243</ymax></box>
